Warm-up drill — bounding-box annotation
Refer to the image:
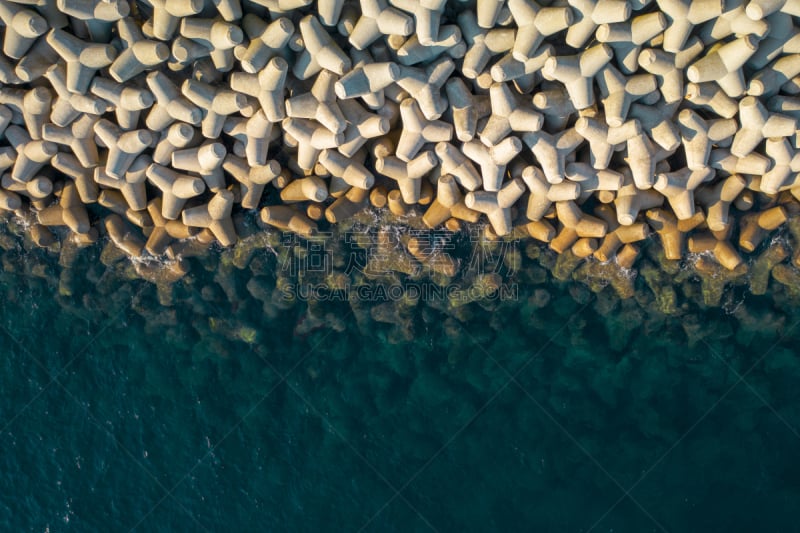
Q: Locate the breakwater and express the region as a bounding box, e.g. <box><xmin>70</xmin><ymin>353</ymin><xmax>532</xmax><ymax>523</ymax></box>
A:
<box><xmin>0</xmin><ymin>0</ymin><xmax>797</xmax><ymax>283</ymax></box>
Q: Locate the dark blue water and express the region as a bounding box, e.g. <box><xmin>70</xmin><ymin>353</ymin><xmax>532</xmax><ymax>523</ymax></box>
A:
<box><xmin>1</xmin><ymin>222</ymin><xmax>800</xmax><ymax>532</ymax></box>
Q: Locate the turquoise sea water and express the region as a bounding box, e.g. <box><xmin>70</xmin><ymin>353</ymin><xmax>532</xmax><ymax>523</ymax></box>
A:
<box><xmin>1</xmin><ymin>223</ymin><xmax>800</xmax><ymax>532</ymax></box>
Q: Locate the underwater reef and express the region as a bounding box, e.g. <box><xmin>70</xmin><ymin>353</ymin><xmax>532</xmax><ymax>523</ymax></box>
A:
<box><xmin>3</xmin><ymin>203</ymin><xmax>800</xmax><ymax>347</ymax></box>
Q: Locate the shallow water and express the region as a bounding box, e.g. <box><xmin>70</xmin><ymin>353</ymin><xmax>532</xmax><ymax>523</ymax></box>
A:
<box><xmin>1</xmin><ymin>224</ymin><xmax>800</xmax><ymax>532</ymax></box>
